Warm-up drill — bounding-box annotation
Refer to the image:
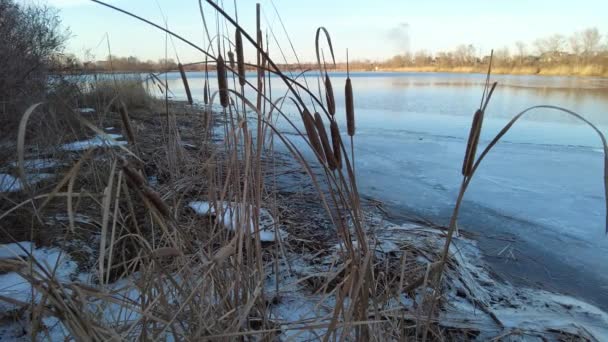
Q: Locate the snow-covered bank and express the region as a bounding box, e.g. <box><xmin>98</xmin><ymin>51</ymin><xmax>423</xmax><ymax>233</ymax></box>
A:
<box><xmin>2</xmin><ymin>213</ymin><xmax>606</xmax><ymax>340</ymax></box>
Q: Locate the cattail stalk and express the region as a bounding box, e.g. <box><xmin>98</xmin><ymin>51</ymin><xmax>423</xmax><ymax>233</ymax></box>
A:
<box><xmin>178</xmin><ymin>63</ymin><xmax>193</xmax><ymax>105</ymax></box>
<box><xmin>314</xmin><ymin>112</ymin><xmax>338</xmax><ymax>170</ymax></box>
<box><xmin>217</xmin><ymin>55</ymin><xmax>229</xmax><ymax>108</ymax></box>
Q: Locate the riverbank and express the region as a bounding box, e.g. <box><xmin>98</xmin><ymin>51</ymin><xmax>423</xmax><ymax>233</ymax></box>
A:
<box><xmin>1</xmin><ymin>95</ymin><xmax>607</xmax><ymax>340</ymax></box>
<box><xmin>331</xmin><ymin>64</ymin><xmax>608</xmax><ymax>78</ymax></box>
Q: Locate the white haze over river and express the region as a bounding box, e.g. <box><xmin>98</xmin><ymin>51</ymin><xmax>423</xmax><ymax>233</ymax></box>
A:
<box><xmin>155</xmin><ymin>71</ymin><xmax>608</xmax><ymax>310</ymax></box>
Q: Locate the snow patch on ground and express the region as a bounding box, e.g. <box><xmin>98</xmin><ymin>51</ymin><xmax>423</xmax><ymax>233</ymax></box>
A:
<box><xmin>10</xmin><ymin>158</ymin><xmax>59</xmax><ymax>170</ymax></box>
<box><xmin>0</xmin><ymin>244</ymin><xmax>78</xmax><ymax>314</ymax></box>
<box><xmin>62</xmin><ymin>133</ymin><xmax>127</xmax><ymax>151</ymax></box>
<box><xmin>0</xmin><ymin>173</ymin><xmax>54</xmax><ymax>192</ymax></box>
<box><xmin>77</xmin><ymin>108</ymin><xmax>95</xmax><ymax>114</ymax></box>
<box><xmin>0</xmin><ymin>242</ymin><xmax>34</xmax><ymax>260</ymax></box>
<box><xmin>189</xmin><ymin>201</ymin><xmax>287</xmax><ymax>242</ymax></box>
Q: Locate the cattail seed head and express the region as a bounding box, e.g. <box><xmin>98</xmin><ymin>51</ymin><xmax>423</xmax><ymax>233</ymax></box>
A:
<box><xmin>217</xmin><ymin>55</ymin><xmax>229</xmax><ymax>108</ymax></box>
<box><xmin>302</xmin><ymin>109</ymin><xmax>325</xmax><ymax>163</ymax></box>
<box><xmin>462</xmin><ymin>109</ymin><xmax>484</xmax><ymax>176</ymax></box>
<box><xmin>203</xmin><ymin>79</ymin><xmax>209</xmax><ymax>105</ymax></box>
<box><xmin>235</xmin><ymin>30</ymin><xmax>246</xmax><ymax>87</ymax></box>
<box><xmin>227</xmin><ymin>51</ymin><xmax>235</xmax><ymax>69</ymax></box>
<box><xmin>178</xmin><ymin>63</ymin><xmax>193</xmax><ymax>105</ymax></box>
<box><xmin>345</xmin><ymin>77</ymin><xmax>355</xmax><ymax>136</ymax></box>
<box><xmin>314</xmin><ymin>112</ymin><xmax>338</xmax><ymax>170</ymax></box>
<box><xmin>330</xmin><ymin>119</ymin><xmax>342</xmax><ymax>169</ymax></box>
<box><xmin>257</xmin><ymin>30</ymin><xmax>265</xmax><ymax>79</ymax></box>
<box><xmin>325</xmin><ymin>73</ymin><xmax>335</xmax><ymax>115</ymax></box>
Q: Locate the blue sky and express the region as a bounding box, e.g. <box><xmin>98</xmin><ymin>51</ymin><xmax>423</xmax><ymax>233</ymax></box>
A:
<box><xmin>25</xmin><ymin>0</ymin><xmax>608</xmax><ymax>63</ymax></box>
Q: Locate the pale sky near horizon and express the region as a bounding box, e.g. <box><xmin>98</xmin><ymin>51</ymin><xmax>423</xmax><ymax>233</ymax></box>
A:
<box><xmin>20</xmin><ymin>0</ymin><xmax>608</xmax><ymax>64</ymax></box>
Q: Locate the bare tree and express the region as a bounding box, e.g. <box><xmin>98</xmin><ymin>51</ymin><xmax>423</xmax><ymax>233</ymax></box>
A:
<box><xmin>0</xmin><ymin>0</ymin><xmax>68</xmax><ymax>123</ymax></box>
<box><xmin>581</xmin><ymin>27</ymin><xmax>601</xmax><ymax>56</ymax></box>
<box><xmin>494</xmin><ymin>46</ymin><xmax>511</xmax><ymax>66</ymax></box>
<box><xmin>569</xmin><ymin>32</ymin><xmax>583</xmax><ymax>55</ymax></box>
<box><xmin>534</xmin><ymin>34</ymin><xmax>566</xmax><ymax>55</ymax></box>
<box><xmin>515</xmin><ymin>41</ymin><xmax>526</xmax><ymax>64</ymax></box>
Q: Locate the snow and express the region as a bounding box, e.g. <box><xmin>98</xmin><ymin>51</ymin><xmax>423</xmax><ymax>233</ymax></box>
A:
<box><xmin>0</xmin><ymin>173</ymin><xmax>53</xmax><ymax>192</ymax></box>
<box><xmin>0</xmin><ymin>242</ymin><xmax>34</xmax><ymax>260</ymax></box>
<box><xmin>10</xmin><ymin>158</ymin><xmax>59</xmax><ymax>170</ymax></box>
<box><xmin>0</xmin><ymin>244</ymin><xmax>78</xmax><ymax>313</ymax></box>
<box><xmin>78</xmin><ymin>108</ymin><xmax>95</xmax><ymax>113</ymax></box>
<box><xmin>189</xmin><ymin>201</ymin><xmax>287</xmax><ymax>242</ymax></box>
<box><xmin>62</xmin><ymin>133</ymin><xmax>127</xmax><ymax>151</ymax></box>
<box><xmin>0</xmin><ymin>174</ymin><xmax>20</xmax><ymax>192</ymax></box>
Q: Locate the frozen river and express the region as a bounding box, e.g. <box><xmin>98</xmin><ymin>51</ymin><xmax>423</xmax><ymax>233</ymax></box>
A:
<box><xmin>161</xmin><ymin>70</ymin><xmax>608</xmax><ymax>310</ymax></box>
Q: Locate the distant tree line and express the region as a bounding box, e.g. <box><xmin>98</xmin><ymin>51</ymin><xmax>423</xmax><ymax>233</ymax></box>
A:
<box><xmin>53</xmin><ymin>55</ymin><xmax>180</xmax><ymax>73</ymax></box>
<box><xmin>377</xmin><ymin>27</ymin><xmax>608</xmax><ymax>76</ymax></box>
<box><xmin>53</xmin><ymin>27</ymin><xmax>608</xmax><ymax>77</ymax></box>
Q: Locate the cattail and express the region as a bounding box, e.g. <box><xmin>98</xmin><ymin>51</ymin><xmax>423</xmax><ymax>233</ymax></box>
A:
<box><xmin>257</xmin><ymin>30</ymin><xmax>265</xmax><ymax>79</ymax></box>
<box><xmin>330</xmin><ymin>119</ymin><xmax>342</xmax><ymax>169</ymax></box>
<box><xmin>217</xmin><ymin>55</ymin><xmax>229</xmax><ymax>108</ymax></box>
<box><xmin>203</xmin><ymin>80</ymin><xmax>209</xmax><ymax>105</ymax></box>
<box><xmin>325</xmin><ymin>73</ymin><xmax>335</xmax><ymax>115</ymax></box>
<box><xmin>178</xmin><ymin>63</ymin><xmax>193</xmax><ymax>105</ymax></box>
<box><xmin>118</xmin><ymin>103</ymin><xmax>136</xmax><ymax>145</ymax></box>
<box><xmin>462</xmin><ymin>109</ymin><xmax>484</xmax><ymax>177</ymax></box>
<box><xmin>227</xmin><ymin>51</ymin><xmax>235</xmax><ymax>69</ymax></box>
<box><xmin>235</xmin><ymin>30</ymin><xmax>246</xmax><ymax>86</ymax></box>
<box><xmin>302</xmin><ymin>109</ymin><xmax>325</xmax><ymax>163</ymax></box>
<box><xmin>314</xmin><ymin>112</ymin><xmax>338</xmax><ymax>170</ymax></box>
<box><xmin>122</xmin><ymin>161</ymin><xmax>171</xmax><ymax>217</ymax></box>
<box><xmin>345</xmin><ymin>77</ymin><xmax>355</xmax><ymax>136</ymax></box>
